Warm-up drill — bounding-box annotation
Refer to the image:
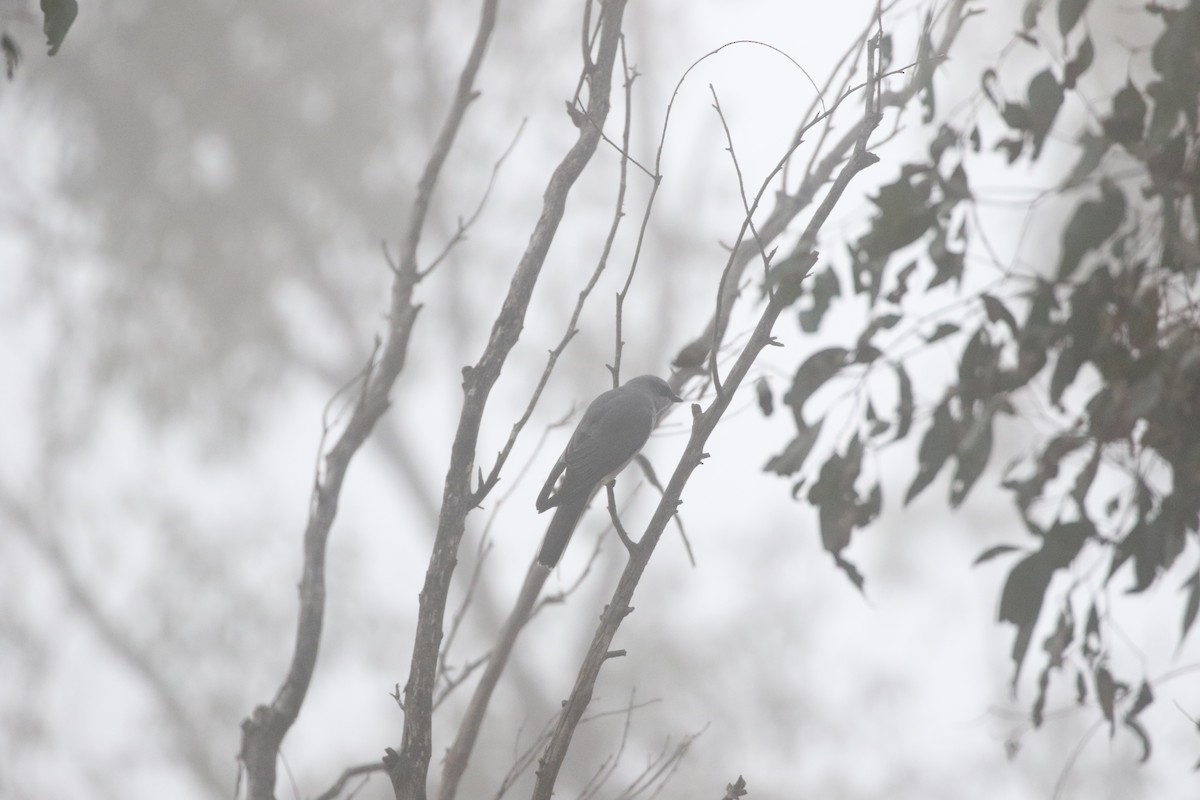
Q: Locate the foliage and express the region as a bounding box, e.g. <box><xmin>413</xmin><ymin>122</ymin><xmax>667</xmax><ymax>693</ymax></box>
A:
<box><xmin>766</xmin><ymin>0</ymin><xmax>1200</xmax><ymax>765</ymax></box>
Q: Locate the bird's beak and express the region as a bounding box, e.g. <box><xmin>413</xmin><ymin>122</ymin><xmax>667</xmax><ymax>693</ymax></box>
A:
<box><xmin>669</xmin><ymin>391</ymin><xmax>682</xmax><ymax>403</ymax></box>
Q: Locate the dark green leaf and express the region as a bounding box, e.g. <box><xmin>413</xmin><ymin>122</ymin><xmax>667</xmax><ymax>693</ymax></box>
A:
<box><xmin>1057</xmin><ymin>0</ymin><xmax>1089</xmax><ymax>37</ymax></box>
<box><xmin>973</xmin><ymin>543</ymin><xmax>1022</xmax><ymax>566</ymax></box>
<box><xmin>894</xmin><ymin>363</ymin><xmax>914</xmax><ymax>440</ymax></box>
<box><xmin>41</xmin><ymin>0</ymin><xmax>77</xmax><ymax>56</ymax></box>
<box><xmin>1057</xmin><ymin>181</ymin><xmax>1126</xmax><ymax>279</ymax></box>
<box><xmin>1027</xmin><ymin>70</ymin><xmax>1064</xmax><ymax>160</ymax></box>
<box><xmin>784</xmin><ymin>347</ymin><xmax>848</xmax><ymax>427</ymax></box>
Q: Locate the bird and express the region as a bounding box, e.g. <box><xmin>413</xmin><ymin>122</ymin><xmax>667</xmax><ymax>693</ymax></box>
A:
<box><xmin>535</xmin><ymin>374</ymin><xmax>682</xmax><ymax>567</ymax></box>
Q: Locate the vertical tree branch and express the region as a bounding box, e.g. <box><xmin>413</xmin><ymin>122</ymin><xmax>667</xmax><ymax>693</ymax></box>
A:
<box><xmin>238</xmin><ymin>0</ymin><xmax>503</xmax><ymax>797</ymax></box>
<box><xmin>531</xmin><ymin>36</ymin><xmax>887</xmax><ymax>796</ymax></box>
<box><xmin>384</xmin><ymin>2</ymin><xmax>631</xmax><ymax>798</ymax></box>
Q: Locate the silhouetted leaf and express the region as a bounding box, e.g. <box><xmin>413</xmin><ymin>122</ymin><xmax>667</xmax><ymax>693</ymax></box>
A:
<box><xmin>905</xmin><ymin>401</ymin><xmax>956</xmax><ymax>504</ymax></box>
<box><xmin>1027</xmin><ymin>70</ymin><xmax>1064</xmax><ymax>159</ymax></box>
<box><xmin>861</xmin><ymin>170</ymin><xmax>938</xmax><ymax>266</ymax></box>
<box><xmin>1104</xmin><ymin>81</ymin><xmax>1147</xmax><ymax>146</ymax></box>
<box><xmin>41</xmin><ymin>0</ymin><xmax>77</xmax><ymax>56</ymax></box>
<box><xmin>1057</xmin><ymin>0</ymin><xmax>1089</xmax><ymax>37</ymax></box>
<box><xmin>973</xmin><ymin>543</ymin><xmax>1022</xmax><ymax>566</ymax></box>
<box><xmin>1096</xmin><ymin>664</ymin><xmax>1120</xmax><ymax>735</ymax></box>
<box><xmin>809</xmin><ymin>437</ymin><xmax>868</xmax><ymax>560</ymax></box>
<box><xmin>1057</xmin><ymin>181</ymin><xmax>1125</xmax><ymax>279</ymax></box>
<box><xmin>1</xmin><ymin>33</ymin><xmax>18</xmax><ymax>80</ymax></box>
<box><xmin>799</xmin><ymin>268</ymin><xmax>840</xmax><ymax>333</ymax></box>
<box><xmin>982</xmin><ymin>293</ymin><xmax>1019</xmax><ymax>337</ymax></box>
<box><xmin>959</xmin><ymin>327</ymin><xmax>999</xmax><ymax>405</ymax></box>
<box><xmin>784</xmin><ymin>347</ymin><xmax>848</xmax><ymax>427</ymax></box>
<box><xmin>999</xmin><ymin>521</ymin><xmax>1092</xmax><ymax>685</ymax></box>
<box><xmin>927</xmin><ymin>322</ymin><xmax>960</xmax><ymax>343</ymax></box>
<box><xmin>1064</xmin><ymin>36</ymin><xmax>1094</xmax><ymax>89</ymax></box>
<box><xmin>1061</xmin><ymin>130</ymin><xmax>1112</xmax><ymax>189</ymax></box>
<box><xmin>1182</xmin><ymin>572</ymin><xmax>1200</xmax><ymax>645</ymax></box>
<box><xmin>765</xmin><ymin>418</ymin><xmax>823</xmax><ymax>476</ymax></box>
<box><xmin>894</xmin><ymin>363</ymin><xmax>914</xmax><ymax>440</ymax></box>
<box><xmin>1002</xmin><ymin>102</ymin><xmax>1030</xmax><ymax>131</ymax></box>
<box><xmin>928</xmin><ymin>229</ymin><xmax>964</xmax><ymax>289</ymax></box>
<box><xmin>1070</xmin><ymin>447</ymin><xmax>1100</xmax><ymax>513</ymax></box>
<box><xmin>1084</xmin><ymin>602</ymin><xmax>1101</xmax><ymax>661</ymax></box>
<box><xmin>834</xmin><ymin>553</ymin><xmax>866</xmax><ymax>593</ymax></box>
<box><xmin>1050</xmin><ymin>342</ymin><xmax>1085</xmax><ymax>407</ymax></box>
<box><xmin>917</xmin><ymin>14</ymin><xmax>936</xmax><ymax>122</ymax></box>
<box><xmin>951</xmin><ymin>408</ymin><xmax>994</xmax><ymax>507</ymax></box>
<box><xmin>1125</xmin><ymin>717</ymin><xmax>1153</xmax><ymax>763</ymax></box>
<box><xmin>885</xmin><ymin>260</ymin><xmax>919</xmax><ymax>304</ymax></box>
<box><xmin>996</xmin><ymin>137</ymin><xmax>1024</xmax><ymax>163</ymax></box>
<box><xmin>755</xmin><ymin>376</ymin><xmax>774</xmax><ymax>416</ymax></box>
<box><xmin>1022</xmin><ymin>0</ymin><xmax>1044</xmax><ymax>30</ymax></box>
<box><xmin>1128</xmin><ymin>680</ymin><xmax>1154</xmax><ymax>718</ymax></box>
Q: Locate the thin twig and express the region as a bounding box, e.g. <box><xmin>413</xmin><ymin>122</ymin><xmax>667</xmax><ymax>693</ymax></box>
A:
<box><xmin>313</xmin><ymin>762</ymin><xmax>385</xmax><ymax>800</ymax></box>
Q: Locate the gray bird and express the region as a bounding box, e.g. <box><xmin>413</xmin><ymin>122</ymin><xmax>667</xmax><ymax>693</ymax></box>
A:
<box><xmin>535</xmin><ymin>375</ymin><xmax>682</xmax><ymax>567</ymax></box>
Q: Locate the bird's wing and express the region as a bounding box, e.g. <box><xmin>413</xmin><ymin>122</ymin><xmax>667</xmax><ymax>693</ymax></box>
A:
<box><xmin>535</xmin><ymin>457</ymin><xmax>566</xmax><ymax>512</ymax></box>
<box><xmin>556</xmin><ymin>389</ymin><xmax>655</xmax><ymax>500</ymax></box>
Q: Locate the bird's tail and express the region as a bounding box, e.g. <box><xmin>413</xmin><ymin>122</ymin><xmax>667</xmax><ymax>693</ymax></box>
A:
<box><xmin>537</xmin><ymin>492</ymin><xmax>588</xmax><ymax>567</ymax></box>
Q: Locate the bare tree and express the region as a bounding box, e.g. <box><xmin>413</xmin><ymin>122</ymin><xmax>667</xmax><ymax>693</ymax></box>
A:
<box><xmin>236</xmin><ymin>1</ymin><xmax>975</xmax><ymax>798</ymax></box>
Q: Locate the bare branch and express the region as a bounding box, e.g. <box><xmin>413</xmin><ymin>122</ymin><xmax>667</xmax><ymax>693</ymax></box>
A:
<box><xmin>387</xmin><ymin>3</ymin><xmax>633</xmax><ymax>797</ymax></box>
<box><xmin>670</xmin><ymin>0</ymin><xmax>973</xmax><ymax>378</ymax></box>
<box><xmin>238</xmin><ymin>0</ymin><xmax>503</xmax><ymax>796</ymax></box>
<box><xmin>418</xmin><ymin>119</ymin><xmax>528</xmax><ymax>279</ymax></box>
<box><xmin>314</xmin><ymin>762</ymin><xmax>386</xmax><ymax>800</ymax></box>
<box><xmin>532</xmin><ymin>21</ymin><xmax>890</xmax><ymax>795</ymax></box>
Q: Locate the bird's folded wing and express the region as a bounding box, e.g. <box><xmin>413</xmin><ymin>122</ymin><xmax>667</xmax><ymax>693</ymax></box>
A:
<box><xmin>557</xmin><ymin>394</ymin><xmax>655</xmax><ymax>499</ymax></box>
<box><xmin>535</xmin><ymin>458</ymin><xmax>566</xmax><ymax>512</ymax></box>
